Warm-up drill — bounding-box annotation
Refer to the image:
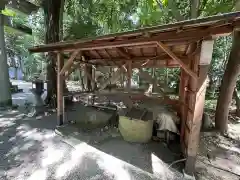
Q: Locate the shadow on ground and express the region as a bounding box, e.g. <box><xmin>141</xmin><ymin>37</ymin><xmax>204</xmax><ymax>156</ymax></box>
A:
<box><xmin>0</xmin><ymin>109</ymin><xmax>183</xmax><ymax>180</ymax></box>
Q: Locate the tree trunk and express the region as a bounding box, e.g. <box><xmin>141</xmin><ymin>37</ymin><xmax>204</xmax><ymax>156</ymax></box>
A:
<box><xmin>190</xmin><ymin>0</ymin><xmax>200</xmax><ymax>18</ymax></box>
<box><xmin>215</xmin><ymin>30</ymin><xmax>240</xmax><ymax>133</ymax></box>
<box><xmin>233</xmin><ymin>87</ymin><xmax>240</xmax><ymax>117</ymax></box>
<box><xmin>42</xmin><ymin>0</ymin><xmax>64</xmax><ymax>107</ymax></box>
<box><xmin>0</xmin><ymin>3</ymin><xmax>12</xmax><ymax>107</ymax></box>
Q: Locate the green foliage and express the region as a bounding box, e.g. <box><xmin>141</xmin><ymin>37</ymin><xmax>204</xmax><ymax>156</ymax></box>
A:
<box><xmin>4</xmin><ymin>0</ymin><xmax>236</xmax><ymax>92</ymax></box>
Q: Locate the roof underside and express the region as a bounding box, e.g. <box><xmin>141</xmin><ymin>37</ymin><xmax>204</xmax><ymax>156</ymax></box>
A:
<box><xmin>29</xmin><ymin>12</ymin><xmax>240</xmax><ymax>67</ymax></box>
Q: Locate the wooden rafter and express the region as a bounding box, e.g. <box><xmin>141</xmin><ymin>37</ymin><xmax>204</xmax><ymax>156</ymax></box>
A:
<box><xmin>116</xmin><ymin>47</ymin><xmax>131</xmax><ymax>59</ymax></box>
<box><xmin>93</xmin><ymin>50</ymin><xmax>103</xmax><ymax>58</ymax></box>
<box><xmin>60</xmin><ymin>49</ymin><xmax>81</xmax><ymax>76</ymax></box>
<box><xmin>103</xmin><ymin>49</ymin><xmax>112</xmax><ymax>59</ymax></box>
<box><xmin>156</xmin><ymin>41</ymin><xmax>198</xmax><ymax>79</ymax></box>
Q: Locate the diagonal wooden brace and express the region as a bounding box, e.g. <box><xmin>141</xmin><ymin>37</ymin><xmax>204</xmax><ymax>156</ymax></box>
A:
<box><xmin>156</xmin><ymin>41</ymin><xmax>198</xmax><ymax>80</ymax></box>
<box><xmin>60</xmin><ymin>49</ymin><xmax>81</xmax><ymax>76</ymax></box>
<box><xmin>64</xmin><ymin>62</ymin><xmax>81</xmax><ymax>80</ymax></box>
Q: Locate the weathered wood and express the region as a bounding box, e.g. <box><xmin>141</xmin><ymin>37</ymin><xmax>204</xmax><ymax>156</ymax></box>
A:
<box><xmin>29</xmin><ymin>24</ymin><xmax>234</xmax><ymax>53</ymax></box>
<box><xmin>57</xmin><ymin>52</ymin><xmax>64</xmax><ymax>126</ymax></box>
<box><xmin>184</xmin><ymin>40</ymin><xmax>214</xmax><ymax>175</ymax></box>
<box><xmin>156</xmin><ymin>41</ymin><xmax>198</xmax><ymax>80</ymax></box>
<box><xmin>116</xmin><ymin>47</ymin><xmax>131</xmax><ymax>59</ymax></box>
<box><xmin>60</xmin><ymin>50</ymin><xmax>81</xmax><ymax>75</ymax></box>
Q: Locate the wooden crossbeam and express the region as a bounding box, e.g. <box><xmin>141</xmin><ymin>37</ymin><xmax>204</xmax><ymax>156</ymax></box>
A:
<box><xmin>88</xmin><ymin>54</ymin><xmax>188</xmax><ymax>64</ymax></box>
<box><xmin>156</xmin><ymin>41</ymin><xmax>198</xmax><ymax>79</ymax></box>
<box><xmin>60</xmin><ymin>50</ymin><xmax>81</xmax><ymax>76</ymax></box>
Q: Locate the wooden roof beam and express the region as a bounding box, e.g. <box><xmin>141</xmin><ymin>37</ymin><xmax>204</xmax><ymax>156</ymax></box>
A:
<box><xmin>116</xmin><ymin>47</ymin><xmax>131</xmax><ymax>59</ymax></box>
<box><xmin>88</xmin><ymin>54</ymin><xmax>189</xmax><ymax>63</ymax></box>
<box><xmin>156</xmin><ymin>41</ymin><xmax>198</xmax><ymax>80</ymax></box>
<box><xmin>103</xmin><ymin>49</ymin><xmax>112</xmax><ymax>58</ymax></box>
<box><xmin>29</xmin><ymin>24</ymin><xmax>233</xmax><ymax>53</ymax></box>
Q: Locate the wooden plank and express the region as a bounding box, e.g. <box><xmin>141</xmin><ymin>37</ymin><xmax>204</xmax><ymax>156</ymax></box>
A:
<box><xmin>156</xmin><ymin>41</ymin><xmax>198</xmax><ymax>80</ymax></box>
<box><xmin>88</xmin><ymin>54</ymin><xmax>189</xmax><ymax>63</ymax></box>
<box><xmin>60</xmin><ymin>50</ymin><xmax>81</xmax><ymax>75</ymax></box>
<box><xmin>57</xmin><ymin>53</ymin><xmax>64</xmax><ymax>126</ymax></box>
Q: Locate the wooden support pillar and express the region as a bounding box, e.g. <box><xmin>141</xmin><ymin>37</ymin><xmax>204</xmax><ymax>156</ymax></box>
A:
<box><xmin>179</xmin><ymin>70</ymin><xmax>189</xmax><ymax>144</ymax></box>
<box><xmin>57</xmin><ymin>52</ymin><xmax>64</xmax><ymax>126</ymax></box>
<box><xmin>127</xmin><ymin>61</ymin><xmax>132</xmax><ymax>92</ymax></box>
<box><xmin>184</xmin><ymin>40</ymin><xmax>214</xmax><ymax>175</ymax></box>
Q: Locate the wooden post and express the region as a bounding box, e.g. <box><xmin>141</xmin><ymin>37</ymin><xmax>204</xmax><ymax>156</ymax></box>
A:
<box><xmin>184</xmin><ymin>40</ymin><xmax>214</xmax><ymax>175</ymax></box>
<box><xmin>57</xmin><ymin>52</ymin><xmax>64</xmax><ymax>126</ymax></box>
<box><xmin>127</xmin><ymin>61</ymin><xmax>132</xmax><ymax>92</ymax></box>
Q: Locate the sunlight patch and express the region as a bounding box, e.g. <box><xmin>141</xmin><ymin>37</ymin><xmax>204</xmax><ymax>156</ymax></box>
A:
<box><xmin>97</xmin><ymin>153</ymin><xmax>131</xmax><ymax>180</ymax></box>
<box><xmin>41</xmin><ymin>147</ymin><xmax>64</xmax><ymax>167</ymax></box>
<box><xmin>55</xmin><ymin>143</ymin><xmax>88</xmax><ymax>179</ymax></box>
<box><xmin>27</xmin><ymin>169</ymin><xmax>47</xmax><ymax>180</ymax></box>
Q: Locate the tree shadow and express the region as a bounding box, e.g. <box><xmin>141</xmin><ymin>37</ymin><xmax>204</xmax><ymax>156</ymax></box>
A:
<box><xmin>56</xmin><ymin>123</ymin><xmax>184</xmax><ymax>180</ymax></box>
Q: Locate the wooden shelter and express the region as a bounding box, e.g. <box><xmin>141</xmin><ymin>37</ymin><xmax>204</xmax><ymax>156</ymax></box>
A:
<box><xmin>29</xmin><ymin>12</ymin><xmax>240</xmax><ymax>175</ymax></box>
